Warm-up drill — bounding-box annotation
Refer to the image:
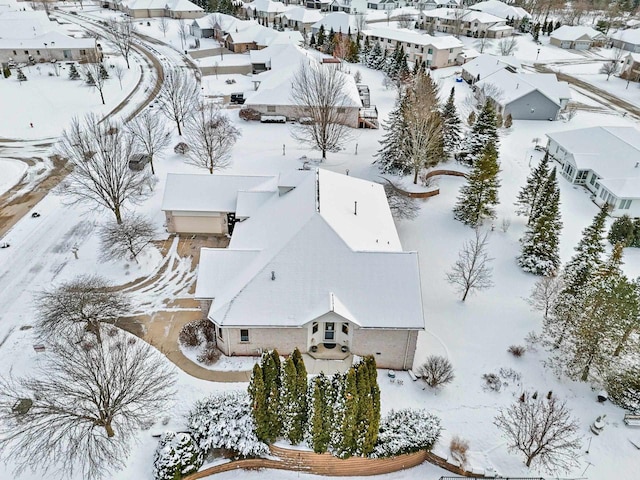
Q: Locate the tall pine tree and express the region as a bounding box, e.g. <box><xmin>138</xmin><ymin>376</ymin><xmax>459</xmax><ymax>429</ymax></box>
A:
<box><xmin>335</xmin><ymin>368</ymin><xmax>358</xmax><ymax>458</ymax></box>
<box><xmin>453</xmin><ymin>141</ymin><xmax>501</xmax><ymax>227</ymax></box>
<box><xmin>517</xmin><ymin>168</ymin><xmax>562</xmax><ymax>276</ymax></box>
<box><xmin>248</xmin><ymin>364</ymin><xmax>269</xmax><ymax>442</ymax></box>
<box><xmin>442</xmin><ymin>87</ymin><xmax>462</xmax><ymax>157</ymax></box>
<box><xmin>309</xmin><ymin>373</ymin><xmax>332</xmax><ymax>453</ymax></box>
<box><xmin>515</xmin><ymin>151</ymin><xmax>550</xmax><ymax>222</ymax></box>
<box><xmin>375</xmin><ymin>92</ymin><xmax>410</xmax><ymax>174</ymax></box>
<box><xmin>290</xmin><ymin>348</ymin><xmax>308</xmax><ymax>444</ymax></box>
<box><xmin>280</xmin><ymin>357</ymin><xmax>298</xmax><ymax>443</ymax></box>
<box><xmin>460</xmin><ymin>101</ymin><xmax>499</xmax><ymax>165</ymax></box>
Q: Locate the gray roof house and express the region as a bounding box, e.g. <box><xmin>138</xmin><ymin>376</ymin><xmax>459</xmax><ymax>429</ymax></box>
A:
<box><xmin>193</xmin><ymin>168</ymin><xmax>426</xmax><ymax>370</ymax></box>
<box><xmin>611</xmin><ymin>29</ymin><xmax>640</xmax><ymax>53</ymax></box>
<box><xmin>546</xmin><ymin>126</ymin><xmax>640</xmax><ymax>217</ymax></box>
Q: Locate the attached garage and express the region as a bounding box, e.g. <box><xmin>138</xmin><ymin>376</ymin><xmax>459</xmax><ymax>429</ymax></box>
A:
<box><xmin>161</xmin><ymin>173</ymin><xmax>278</xmax><ymax>236</ymax></box>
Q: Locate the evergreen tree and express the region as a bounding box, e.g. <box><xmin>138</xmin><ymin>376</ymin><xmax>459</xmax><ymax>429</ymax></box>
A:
<box><xmin>441</xmin><ymin>87</ymin><xmax>462</xmax><ymax>156</ymax></box>
<box><xmin>99</xmin><ymin>64</ymin><xmax>109</xmax><ymax>79</ymax></box>
<box><xmin>518</xmin><ymin>168</ymin><xmax>562</xmax><ymax>276</ymax></box>
<box><xmin>309</xmin><ymin>373</ymin><xmax>332</xmax><ymax>453</ymax></box>
<box><xmin>453</xmin><ymin>141</ymin><xmax>501</xmax><ymax>227</ymax></box>
<box><xmin>360</xmin><ymin>35</ymin><xmax>371</xmax><ymax>63</ymax></box>
<box><xmin>17</xmin><ymin>68</ymin><xmax>27</xmax><ymax>82</ymax></box>
<box><xmin>366</xmin><ymin>42</ymin><xmax>383</xmax><ymax>70</ymax></box>
<box><xmin>328</xmin><ymin>372</ymin><xmax>345</xmax><ymax>454</ymax></box>
<box><xmin>68</xmin><ymin>64</ymin><xmax>80</xmax><ymax>80</ymax></box>
<box><xmin>317</xmin><ymin>25</ymin><xmax>326</xmax><ymax>48</ymax></box>
<box><xmin>354</xmin><ymin>363</ymin><xmax>375</xmax><ymax>456</ymax></box>
<box><xmin>384</xmin><ymin>44</ymin><xmax>401</xmax><ymax>78</ymax></box>
<box><xmin>608</xmin><ymin>215</ymin><xmax>636</xmax><ymax>246</ymax></box>
<box><xmin>336</xmin><ymin>368</ymin><xmax>358</xmax><ymax>458</ymax></box>
<box><xmin>248</xmin><ymin>364</ymin><xmax>269</xmax><ymax>442</ymax></box>
<box><xmin>280</xmin><ymin>357</ymin><xmax>298</xmax><ymax>443</ymax></box>
<box><xmin>2</xmin><ymin>64</ymin><xmax>10</xmax><ymax>78</ymax></box>
<box><xmin>290</xmin><ymin>348</ymin><xmax>308</xmax><ymax>445</ymax></box>
<box><xmin>375</xmin><ymin>92</ymin><xmax>409</xmax><ymax>174</ymax></box>
<box><xmin>515</xmin><ymin>151</ymin><xmax>550</xmax><ymax>221</ymax></box>
<box><xmin>363</xmin><ymin>356</ymin><xmax>380</xmax><ymax>449</ymax></box>
<box><xmin>545</xmin><ymin>205</ymin><xmax>609</xmax><ymax>349</ymax></box>
<box><xmin>606</xmin><ymin>365</ymin><xmax>640</xmax><ymax>412</ymax></box>
<box><xmin>310</xmin><ymin>33</ymin><xmax>316</xmax><ymax>47</ymax></box>
<box><xmin>85</xmin><ymin>71</ymin><xmax>96</xmax><ymax>86</ymax></box>
<box><xmin>532</xmin><ymin>22</ymin><xmax>540</xmax><ymax>41</ymax></box>
<box><xmin>460</xmin><ymin>101</ymin><xmax>499</xmax><ymax>165</ymax></box>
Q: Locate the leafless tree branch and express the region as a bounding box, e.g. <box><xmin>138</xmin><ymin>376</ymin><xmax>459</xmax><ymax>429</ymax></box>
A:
<box><xmin>446</xmin><ymin>229</ymin><xmax>494</xmax><ymax>301</ymax></box>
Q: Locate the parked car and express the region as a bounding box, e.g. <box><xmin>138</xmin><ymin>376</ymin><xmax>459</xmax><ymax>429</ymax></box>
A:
<box><xmin>230</xmin><ymin>93</ymin><xmax>245</xmax><ymax>105</ymax></box>
<box><xmin>0</xmin><ymin>242</ymin><xmax>10</xmax><ymax>249</ymax></box>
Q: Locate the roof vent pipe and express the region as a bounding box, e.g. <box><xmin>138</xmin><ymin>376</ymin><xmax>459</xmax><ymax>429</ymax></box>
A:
<box><xmin>354</xmin><ymin>201</ymin><xmax>358</xmax><ymax>215</ymax></box>
<box><xmin>271</xmin><ymin>271</ymin><xmax>276</xmax><ymax>281</ymax></box>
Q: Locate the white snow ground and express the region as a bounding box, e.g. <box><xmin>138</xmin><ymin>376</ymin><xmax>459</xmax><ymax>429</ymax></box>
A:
<box><xmin>1</xmin><ymin>7</ymin><xmax>640</xmax><ymax>480</ymax></box>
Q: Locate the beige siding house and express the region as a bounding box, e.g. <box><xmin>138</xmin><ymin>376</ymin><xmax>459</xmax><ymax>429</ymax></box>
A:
<box><xmin>361</xmin><ymin>26</ymin><xmax>463</xmax><ymax>68</ymax></box>
<box><xmin>420</xmin><ymin>8</ymin><xmax>514</xmax><ymax>38</ymax></box>
<box><xmin>549</xmin><ymin>25</ymin><xmax>606</xmax><ymax>50</ymax></box>
<box><xmin>116</xmin><ymin>0</ymin><xmax>204</xmax><ymax>19</ymax></box>
<box><xmin>191</xmin><ymin>169</ymin><xmax>426</xmax><ymax>370</ymax></box>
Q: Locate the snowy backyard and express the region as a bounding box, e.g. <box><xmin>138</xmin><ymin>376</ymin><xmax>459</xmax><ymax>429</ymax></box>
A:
<box><xmin>1</xmin><ymin>2</ymin><xmax>640</xmax><ymax>480</ymax></box>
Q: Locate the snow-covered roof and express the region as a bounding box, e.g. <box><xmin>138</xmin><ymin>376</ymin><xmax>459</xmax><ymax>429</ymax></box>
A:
<box><xmin>363</xmin><ymin>26</ymin><xmax>464</xmax><ymax>50</ymax></box>
<box><xmin>551</xmin><ymin>25</ymin><xmax>606</xmax><ymax>42</ymax></box>
<box><xmin>611</xmin><ymin>28</ymin><xmax>640</xmax><ymax>45</ymax></box>
<box><xmin>422</xmin><ymin>8</ymin><xmax>505</xmax><ymax>25</ymax></box>
<box><xmin>0</xmin><ymin>10</ymin><xmax>56</xmax><ymax>39</ymax></box>
<box><xmin>476</xmin><ymin>69</ymin><xmax>570</xmax><ymax>107</ymax></box>
<box><xmin>311</xmin><ymin>11</ymin><xmax>360</xmax><ymax>34</ymax></box>
<box><xmin>195</xmin><ymin>168</ymin><xmax>425</xmax><ymax>331</ymax></box>
<box><xmin>249</xmin><ymin>42</ymin><xmax>308</xmax><ymax>70</ymax></box>
<box><xmin>625</xmin><ymin>52</ymin><xmax>640</xmax><ymax>63</ymax></box>
<box><xmin>244</xmin><ymin>56</ymin><xmax>361</xmax><ymax>107</ymax></box>
<box><xmin>226</xmin><ymin>23</ymin><xmax>303</xmax><ymax>47</ymax></box>
<box><xmin>0</xmin><ymin>30</ymin><xmax>95</xmax><ymax>50</ymax></box>
<box><xmin>161</xmin><ymin>173</ymin><xmax>278</xmax><ymax>213</ymax></box>
<box><xmin>122</xmin><ymin>0</ymin><xmax>203</xmax><ymax>11</ymax></box>
<box><xmin>462</xmin><ymin>53</ymin><xmax>520</xmax><ymax>80</ymax></box>
<box><xmin>546</xmin><ymin>127</ymin><xmax>640</xmax><ymax>199</ymax></box>
<box><xmin>193</xmin><ymin>12</ymin><xmax>256</xmax><ymax>33</ymax></box>
<box><xmin>469</xmin><ymin>0</ymin><xmax>530</xmax><ymax>20</ymax></box>
<box><xmin>626</xmin><ymin>19</ymin><xmax>640</xmax><ymax>28</ymax></box>
<box><xmin>245</xmin><ymin>0</ymin><xmax>290</xmax><ymax>14</ymax></box>
<box><xmin>279</xmin><ymin>6</ymin><xmax>323</xmax><ymax>24</ymax></box>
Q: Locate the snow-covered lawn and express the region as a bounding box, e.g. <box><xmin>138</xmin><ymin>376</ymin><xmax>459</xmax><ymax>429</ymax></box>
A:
<box><xmin>181</xmin><ymin>345</ymin><xmax>260</xmax><ymax>372</ymax></box>
<box><xmin>0</xmin><ymin>158</ymin><xmax>27</xmax><ymax>196</ymax></box>
<box><xmin>2</xmin><ymin>13</ymin><xmax>640</xmax><ymax>478</ymax></box>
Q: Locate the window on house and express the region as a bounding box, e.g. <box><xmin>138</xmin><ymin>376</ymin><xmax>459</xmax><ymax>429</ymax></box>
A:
<box><xmin>217</xmin><ymin>327</ymin><xmax>223</xmax><ymax>339</ymax></box>
<box><xmin>12</xmin><ymin>50</ymin><xmax>16</xmax><ymax>55</ymax></box>
<box><xmin>590</xmin><ymin>175</ymin><xmax>597</xmax><ymax>186</ymax></box>
<box><xmin>576</xmin><ymin>170</ymin><xmax>588</xmax><ymax>181</ymax></box>
<box><xmin>267</xmin><ymin>105</ymin><xmax>276</xmax><ymax>113</ymax></box>
<box><xmin>342</xmin><ymin>323</ymin><xmax>349</xmax><ymax>335</ymax></box>
<box><xmin>324</xmin><ymin>322</ymin><xmax>335</xmax><ymax>341</ymax></box>
<box><xmin>449</xmin><ymin>48</ymin><xmax>453</xmax><ymax>53</ymax></box>
<box><xmin>240</xmin><ymin>329</ymin><xmax>249</xmax><ymax>342</ymax></box>
<box><xmin>36</xmin><ymin>50</ymin><xmax>40</xmax><ymax>55</ymax></box>
<box><xmin>312</xmin><ymin>322</ymin><xmax>318</xmax><ymax>334</ymax></box>
<box><xmin>80</xmin><ymin>49</ymin><xmax>86</xmax><ymax>55</ymax></box>
<box><xmin>24</xmin><ymin>50</ymin><xmax>29</xmax><ymax>55</ymax></box>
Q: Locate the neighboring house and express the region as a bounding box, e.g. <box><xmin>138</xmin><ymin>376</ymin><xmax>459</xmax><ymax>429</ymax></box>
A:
<box><xmin>420</xmin><ymin>8</ymin><xmax>514</xmax><ymax>38</ymax></box>
<box><xmin>419</xmin><ymin>0</ymin><xmax>462</xmax><ymax>10</ymax></box>
<box><xmin>361</xmin><ymin>26</ymin><xmax>464</xmax><ymax>68</ymax></box>
<box><xmin>224</xmin><ymin>23</ymin><xmax>303</xmax><ymax>52</ymax></box>
<box><xmin>189</xmin><ymin>168</ymin><xmax>425</xmax><ymax>370</ymax></box>
<box><xmin>622</xmin><ymin>52</ymin><xmax>640</xmax><ymax>82</ymax></box>
<box><xmin>311</xmin><ymin>11</ymin><xmax>360</xmax><ymax>34</ymax></box>
<box><xmin>475</xmin><ymin>69</ymin><xmax>570</xmax><ymax>120</ymax></box>
<box><xmin>244</xmin><ymin>0</ymin><xmax>291</xmax><ymax>22</ymax></box>
<box><xmin>546</xmin><ymin>126</ymin><xmax>640</xmax><ymax>216</ymax></box>
<box><xmin>278</xmin><ymin>6</ymin><xmax>323</xmax><ymax>34</ymax></box>
<box><xmin>162</xmin><ymin>173</ymin><xmax>279</xmax><ymax>235</ymax></box>
<box><xmin>117</xmin><ymin>0</ymin><xmax>205</xmax><ymax>18</ymax></box>
<box><xmin>610</xmin><ymin>29</ymin><xmax>640</xmax><ymax>53</ymax></box>
<box><xmin>367</xmin><ymin>0</ymin><xmax>396</xmax><ymax>10</ymax></box>
<box><xmin>461</xmin><ymin>53</ymin><xmax>520</xmax><ymax>84</ymax></box>
<box><xmin>327</xmin><ymin>0</ymin><xmax>368</xmax><ymax>14</ymax></box>
<box><xmin>0</xmin><ymin>30</ymin><xmax>97</xmax><ymax>63</ymax></box>
<box><xmin>243</xmin><ymin>55</ymin><xmax>364</xmax><ymax>126</ymax></box>
<box><xmin>550</xmin><ymin>25</ymin><xmax>606</xmax><ymax>49</ymax></box>
<box><xmin>468</xmin><ymin>0</ymin><xmax>530</xmax><ymax>20</ymax></box>
<box><xmin>249</xmin><ymin>42</ymin><xmax>303</xmax><ymax>72</ymax></box>
<box><xmin>196</xmin><ymin>13</ymin><xmax>258</xmax><ymax>41</ymax></box>
<box><xmin>306</xmin><ymin>0</ymin><xmax>332</xmax><ymax>10</ymax></box>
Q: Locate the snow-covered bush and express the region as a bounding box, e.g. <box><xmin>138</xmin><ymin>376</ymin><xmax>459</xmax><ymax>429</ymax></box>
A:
<box><xmin>372</xmin><ymin>409</ymin><xmax>441</xmax><ymax>458</ymax></box>
<box><xmin>606</xmin><ymin>366</ymin><xmax>640</xmax><ymax>413</ymax></box>
<box><xmin>508</xmin><ymin>345</ymin><xmax>526</xmax><ymax>357</ymax></box>
<box><xmin>187</xmin><ymin>391</ymin><xmax>269</xmax><ymax>458</ymax></box>
<box><xmin>417</xmin><ymin>356</ymin><xmax>455</xmax><ymax>388</ymax></box>
<box><xmin>482</xmin><ymin>373</ymin><xmax>502</xmax><ymax>392</ymax></box>
<box><xmin>153</xmin><ymin>431</ymin><xmax>203</xmax><ymax>480</ymax></box>
<box><xmin>179</xmin><ymin>320</ymin><xmax>216</xmax><ymax>348</ymax></box>
<box><xmin>196</xmin><ymin>343</ymin><xmax>220</xmax><ymax>365</ymax></box>
<box><xmin>239</xmin><ymin>108</ymin><xmax>261</xmax><ymax>121</ymax></box>
<box><xmin>174</xmin><ymin>142</ymin><xmax>189</xmax><ymax>154</ymax></box>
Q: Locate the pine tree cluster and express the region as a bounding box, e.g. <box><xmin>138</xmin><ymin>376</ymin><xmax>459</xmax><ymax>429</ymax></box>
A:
<box><xmin>459</xmin><ymin>101</ymin><xmax>499</xmax><ymax>166</ymax></box>
<box><xmin>68</xmin><ymin>63</ymin><xmax>80</xmax><ymax>80</ymax></box>
<box><xmin>541</xmin><ymin>207</ymin><xmax>640</xmax><ymax>384</ymax></box>
<box><xmin>310</xmin><ymin>25</ymin><xmax>360</xmax><ymax>63</ymax></box>
<box><xmin>516</xmin><ymin>153</ymin><xmax>563</xmax><ymax>276</ymax></box>
<box><xmin>361</xmin><ymin>42</ymin><xmax>412</xmax><ymax>81</ymax></box>
<box><xmin>608</xmin><ymin>215</ymin><xmax>640</xmax><ymax>247</ymax></box>
<box><xmin>248</xmin><ymin>352</ymin><xmax>381</xmax><ymax>458</ymax></box>
<box><xmin>17</xmin><ymin>68</ymin><xmax>27</xmax><ymax>82</ymax></box>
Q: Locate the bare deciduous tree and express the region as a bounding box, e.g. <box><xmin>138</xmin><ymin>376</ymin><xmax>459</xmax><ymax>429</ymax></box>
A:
<box><xmin>126</xmin><ymin>111</ymin><xmax>171</xmax><ymax>174</ymax></box>
<box><xmin>82</xmin><ymin>51</ymin><xmax>108</xmax><ymax>105</ymax></box>
<box><xmin>446</xmin><ymin>229</ymin><xmax>494</xmax><ymax>301</ymax></box>
<box><xmin>475</xmin><ymin>33</ymin><xmax>491</xmax><ymax>54</ymax></box>
<box><xmin>55</xmin><ymin>114</ymin><xmax>153</xmax><ymax>223</ymax></box>
<box><xmin>184</xmin><ymin>103</ymin><xmax>241</xmax><ymax>173</ymax></box>
<box><xmin>0</xmin><ymin>329</ymin><xmax>176</xmax><ymax>480</ymax></box>
<box><xmin>113</xmin><ymin>63</ymin><xmax>125</xmax><ymax>89</ymax></box>
<box><xmin>498</xmin><ymin>36</ymin><xmax>519</xmax><ymax>56</ymax></box>
<box><xmin>291</xmin><ymin>64</ymin><xmax>354</xmax><ymax>160</ymax></box>
<box><xmin>158</xmin><ymin>16</ymin><xmax>170</xmax><ymax>38</ymax></box>
<box><xmin>397</xmin><ymin>14</ymin><xmax>413</xmax><ymax>29</ymax></box>
<box><xmin>417</xmin><ymin>355</ymin><xmax>455</xmax><ymax>388</ymax></box>
<box><xmin>600</xmin><ymin>48</ymin><xmax>624</xmax><ymax>80</ymax></box>
<box><xmin>178</xmin><ymin>19</ymin><xmax>189</xmax><ymax>50</ymax></box>
<box><xmin>99</xmin><ymin>214</ymin><xmax>156</xmax><ymax>264</ymax></box>
<box><xmin>36</xmin><ymin>275</ymin><xmax>130</xmax><ymax>344</ymax></box>
<box><xmin>157</xmin><ymin>69</ymin><xmax>199</xmax><ymax>136</ymax></box>
<box><xmin>528</xmin><ymin>275</ymin><xmax>563</xmax><ymax>319</ymax></box>
<box><xmin>384</xmin><ymin>183</ymin><xmax>420</xmax><ymax>220</ymax></box>
<box><xmin>494</xmin><ymin>397</ymin><xmax>582</xmax><ymax>472</ymax></box>
<box><xmin>106</xmin><ymin>18</ymin><xmax>137</xmax><ymax>69</ymax></box>
<box><xmin>354</xmin><ymin>12</ymin><xmax>367</xmax><ymax>34</ymax></box>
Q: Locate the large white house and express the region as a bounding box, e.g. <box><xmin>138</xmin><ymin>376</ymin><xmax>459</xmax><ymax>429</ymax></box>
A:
<box><xmin>550</xmin><ymin>25</ymin><xmax>606</xmax><ymax>50</ymax></box>
<box><xmin>546</xmin><ymin>126</ymin><xmax>640</xmax><ymax>216</ymax></box>
<box><xmin>163</xmin><ymin>169</ymin><xmax>426</xmax><ymax>370</ymax></box>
